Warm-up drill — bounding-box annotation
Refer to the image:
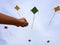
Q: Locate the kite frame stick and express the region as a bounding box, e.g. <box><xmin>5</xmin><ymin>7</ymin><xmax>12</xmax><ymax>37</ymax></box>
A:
<box><xmin>31</xmin><ymin>14</ymin><xmax>35</xmax><ymax>29</ymax></box>
<box><xmin>48</xmin><ymin>12</ymin><xmax>55</xmax><ymax>25</ymax></box>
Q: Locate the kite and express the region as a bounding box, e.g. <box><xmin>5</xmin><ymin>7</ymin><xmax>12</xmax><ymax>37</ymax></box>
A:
<box><xmin>28</xmin><ymin>39</ymin><xmax>31</xmax><ymax>45</ymax></box>
<box><xmin>14</xmin><ymin>5</ymin><xmax>21</xmax><ymax>17</ymax></box>
<box><xmin>4</xmin><ymin>25</ymin><xmax>12</xmax><ymax>35</ymax></box>
<box><xmin>31</xmin><ymin>7</ymin><xmax>38</xmax><ymax>14</ymax></box>
<box><xmin>47</xmin><ymin>40</ymin><xmax>50</xmax><ymax>43</ymax></box>
<box><xmin>4</xmin><ymin>26</ymin><xmax>8</xmax><ymax>29</ymax></box>
<box><xmin>14</xmin><ymin>5</ymin><xmax>26</xmax><ymax>17</ymax></box>
<box><xmin>15</xmin><ymin>5</ymin><xmax>20</xmax><ymax>11</ymax></box>
<box><xmin>28</xmin><ymin>39</ymin><xmax>31</xmax><ymax>42</ymax></box>
<box><xmin>54</xmin><ymin>6</ymin><xmax>60</xmax><ymax>12</ymax></box>
<box><xmin>31</xmin><ymin>6</ymin><xmax>38</xmax><ymax>29</ymax></box>
<box><xmin>49</xmin><ymin>6</ymin><xmax>60</xmax><ymax>25</ymax></box>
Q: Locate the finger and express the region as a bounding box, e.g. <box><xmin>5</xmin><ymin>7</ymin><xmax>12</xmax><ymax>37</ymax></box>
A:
<box><xmin>21</xmin><ymin>22</ymin><xmax>28</xmax><ymax>27</ymax></box>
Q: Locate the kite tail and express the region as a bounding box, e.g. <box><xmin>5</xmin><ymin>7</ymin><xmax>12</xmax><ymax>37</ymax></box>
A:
<box><xmin>31</xmin><ymin>15</ymin><xmax>35</xmax><ymax>29</ymax></box>
<box><xmin>48</xmin><ymin>13</ymin><xmax>55</xmax><ymax>25</ymax></box>
<box><xmin>17</xmin><ymin>11</ymin><xmax>21</xmax><ymax>17</ymax></box>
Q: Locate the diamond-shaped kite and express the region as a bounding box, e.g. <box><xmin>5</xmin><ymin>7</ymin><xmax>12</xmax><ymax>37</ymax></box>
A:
<box><xmin>14</xmin><ymin>5</ymin><xmax>25</xmax><ymax>17</ymax></box>
<box><xmin>49</xmin><ymin>6</ymin><xmax>60</xmax><ymax>25</ymax></box>
<box><xmin>31</xmin><ymin>6</ymin><xmax>38</xmax><ymax>29</ymax></box>
<box><xmin>31</xmin><ymin>7</ymin><xmax>38</xmax><ymax>14</ymax></box>
<box><xmin>14</xmin><ymin>5</ymin><xmax>21</xmax><ymax>17</ymax></box>
<box><xmin>54</xmin><ymin>6</ymin><xmax>60</xmax><ymax>12</ymax></box>
<box><xmin>15</xmin><ymin>5</ymin><xmax>20</xmax><ymax>11</ymax></box>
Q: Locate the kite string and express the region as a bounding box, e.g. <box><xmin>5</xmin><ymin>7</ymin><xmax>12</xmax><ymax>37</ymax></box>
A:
<box><xmin>29</xmin><ymin>42</ymin><xmax>31</xmax><ymax>45</ymax></box>
<box><xmin>16</xmin><ymin>11</ymin><xmax>21</xmax><ymax>17</ymax></box>
<box><xmin>31</xmin><ymin>14</ymin><xmax>35</xmax><ymax>29</ymax></box>
<box><xmin>48</xmin><ymin>12</ymin><xmax>55</xmax><ymax>25</ymax></box>
<box><xmin>17</xmin><ymin>12</ymin><xmax>21</xmax><ymax>17</ymax></box>
<box><xmin>20</xmin><ymin>9</ymin><xmax>27</xmax><ymax>17</ymax></box>
<box><xmin>17</xmin><ymin>9</ymin><xmax>26</xmax><ymax>18</ymax></box>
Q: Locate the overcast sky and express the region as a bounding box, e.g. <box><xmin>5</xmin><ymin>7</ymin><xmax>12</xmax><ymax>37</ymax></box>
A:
<box><xmin>0</xmin><ymin>0</ymin><xmax>60</xmax><ymax>45</ymax></box>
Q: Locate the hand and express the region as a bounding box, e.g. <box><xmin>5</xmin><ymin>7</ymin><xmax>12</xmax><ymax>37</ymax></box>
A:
<box><xmin>17</xmin><ymin>18</ymin><xmax>28</xmax><ymax>27</ymax></box>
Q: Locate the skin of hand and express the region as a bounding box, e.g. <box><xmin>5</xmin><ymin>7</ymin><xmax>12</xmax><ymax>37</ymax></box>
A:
<box><xmin>0</xmin><ymin>13</ymin><xmax>28</xmax><ymax>27</ymax></box>
<box><xmin>17</xmin><ymin>18</ymin><xmax>28</xmax><ymax>27</ymax></box>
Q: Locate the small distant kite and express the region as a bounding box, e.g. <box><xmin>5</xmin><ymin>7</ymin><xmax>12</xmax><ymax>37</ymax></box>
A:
<box><xmin>47</xmin><ymin>40</ymin><xmax>50</xmax><ymax>43</ymax></box>
<box><xmin>14</xmin><ymin>5</ymin><xmax>26</xmax><ymax>17</ymax></box>
<box><xmin>54</xmin><ymin>6</ymin><xmax>60</xmax><ymax>12</ymax></box>
<box><xmin>28</xmin><ymin>39</ymin><xmax>31</xmax><ymax>42</ymax></box>
<box><xmin>28</xmin><ymin>39</ymin><xmax>31</xmax><ymax>45</ymax></box>
<box><xmin>14</xmin><ymin>5</ymin><xmax>21</xmax><ymax>17</ymax></box>
<box><xmin>49</xmin><ymin>6</ymin><xmax>60</xmax><ymax>25</ymax></box>
<box><xmin>15</xmin><ymin>5</ymin><xmax>20</xmax><ymax>11</ymax></box>
<box><xmin>4</xmin><ymin>25</ymin><xmax>12</xmax><ymax>35</ymax></box>
<box><xmin>31</xmin><ymin>6</ymin><xmax>38</xmax><ymax>29</ymax></box>
<box><xmin>4</xmin><ymin>26</ymin><xmax>8</xmax><ymax>29</ymax></box>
